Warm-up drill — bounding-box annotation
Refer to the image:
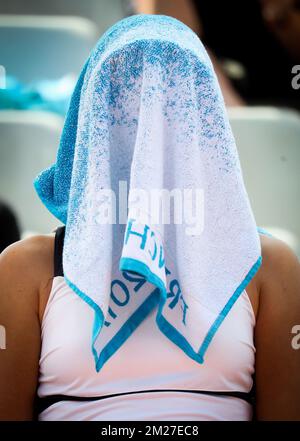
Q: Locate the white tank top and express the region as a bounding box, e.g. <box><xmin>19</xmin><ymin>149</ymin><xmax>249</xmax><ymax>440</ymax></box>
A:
<box><xmin>37</xmin><ymin>228</ymin><xmax>256</xmax><ymax>421</ymax></box>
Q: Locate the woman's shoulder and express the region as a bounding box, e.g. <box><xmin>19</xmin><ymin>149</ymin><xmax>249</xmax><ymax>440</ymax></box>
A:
<box><xmin>0</xmin><ymin>234</ymin><xmax>55</xmax><ymax>420</ymax></box>
<box><xmin>243</xmin><ymin>233</ymin><xmax>299</xmax><ymax>320</ymax></box>
<box><xmin>0</xmin><ymin>233</ymin><xmax>55</xmax><ymax>281</ymax></box>
<box><xmin>0</xmin><ymin>233</ymin><xmax>55</xmax><ymax>322</ymax></box>
<box><xmin>258</xmin><ymin>233</ymin><xmax>300</xmax><ymax>285</ymax></box>
<box><xmin>252</xmin><ymin>235</ymin><xmax>300</xmax><ymax>419</ymax></box>
<box><xmin>254</xmin><ymin>233</ymin><xmax>300</xmax><ymax>313</ymax></box>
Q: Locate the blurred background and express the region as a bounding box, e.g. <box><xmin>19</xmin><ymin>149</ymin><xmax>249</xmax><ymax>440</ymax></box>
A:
<box><xmin>0</xmin><ymin>0</ymin><xmax>299</xmax><ymax>255</ymax></box>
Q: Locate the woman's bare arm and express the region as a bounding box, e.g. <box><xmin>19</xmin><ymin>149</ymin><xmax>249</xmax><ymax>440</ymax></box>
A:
<box><xmin>0</xmin><ymin>236</ymin><xmax>53</xmax><ymax>420</ymax></box>
<box><xmin>255</xmin><ymin>235</ymin><xmax>300</xmax><ymax>420</ymax></box>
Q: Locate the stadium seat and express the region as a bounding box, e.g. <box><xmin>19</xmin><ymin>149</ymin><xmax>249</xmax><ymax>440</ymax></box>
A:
<box><xmin>0</xmin><ymin>110</ymin><xmax>63</xmax><ymax>235</ymax></box>
<box><xmin>228</xmin><ymin>106</ymin><xmax>300</xmax><ymax>256</ymax></box>
<box><xmin>0</xmin><ymin>15</ymin><xmax>99</xmax><ymax>83</ymax></box>
<box><xmin>0</xmin><ymin>0</ymin><xmax>126</xmax><ymax>33</ymax></box>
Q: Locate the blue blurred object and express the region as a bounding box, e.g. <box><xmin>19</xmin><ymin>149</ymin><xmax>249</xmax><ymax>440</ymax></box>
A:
<box><xmin>0</xmin><ymin>74</ymin><xmax>75</xmax><ymax>115</ymax></box>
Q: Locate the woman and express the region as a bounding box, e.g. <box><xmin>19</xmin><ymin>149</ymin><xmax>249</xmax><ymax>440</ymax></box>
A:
<box><xmin>0</xmin><ymin>14</ymin><xmax>300</xmax><ymax>421</ymax></box>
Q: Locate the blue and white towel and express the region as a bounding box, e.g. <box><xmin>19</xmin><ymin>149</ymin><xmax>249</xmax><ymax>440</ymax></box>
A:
<box><xmin>34</xmin><ymin>14</ymin><xmax>262</xmax><ymax>372</ymax></box>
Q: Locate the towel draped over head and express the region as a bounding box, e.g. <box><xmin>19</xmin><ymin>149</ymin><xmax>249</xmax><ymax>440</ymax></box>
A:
<box><xmin>35</xmin><ymin>14</ymin><xmax>262</xmax><ymax>372</ymax></box>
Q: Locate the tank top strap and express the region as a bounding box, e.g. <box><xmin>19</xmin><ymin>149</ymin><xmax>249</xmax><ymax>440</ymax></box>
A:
<box><xmin>54</xmin><ymin>226</ymin><xmax>65</xmax><ymax>277</ymax></box>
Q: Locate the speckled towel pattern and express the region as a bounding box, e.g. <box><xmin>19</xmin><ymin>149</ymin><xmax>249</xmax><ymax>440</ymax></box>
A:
<box><xmin>34</xmin><ymin>15</ymin><xmax>262</xmax><ymax>372</ymax></box>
